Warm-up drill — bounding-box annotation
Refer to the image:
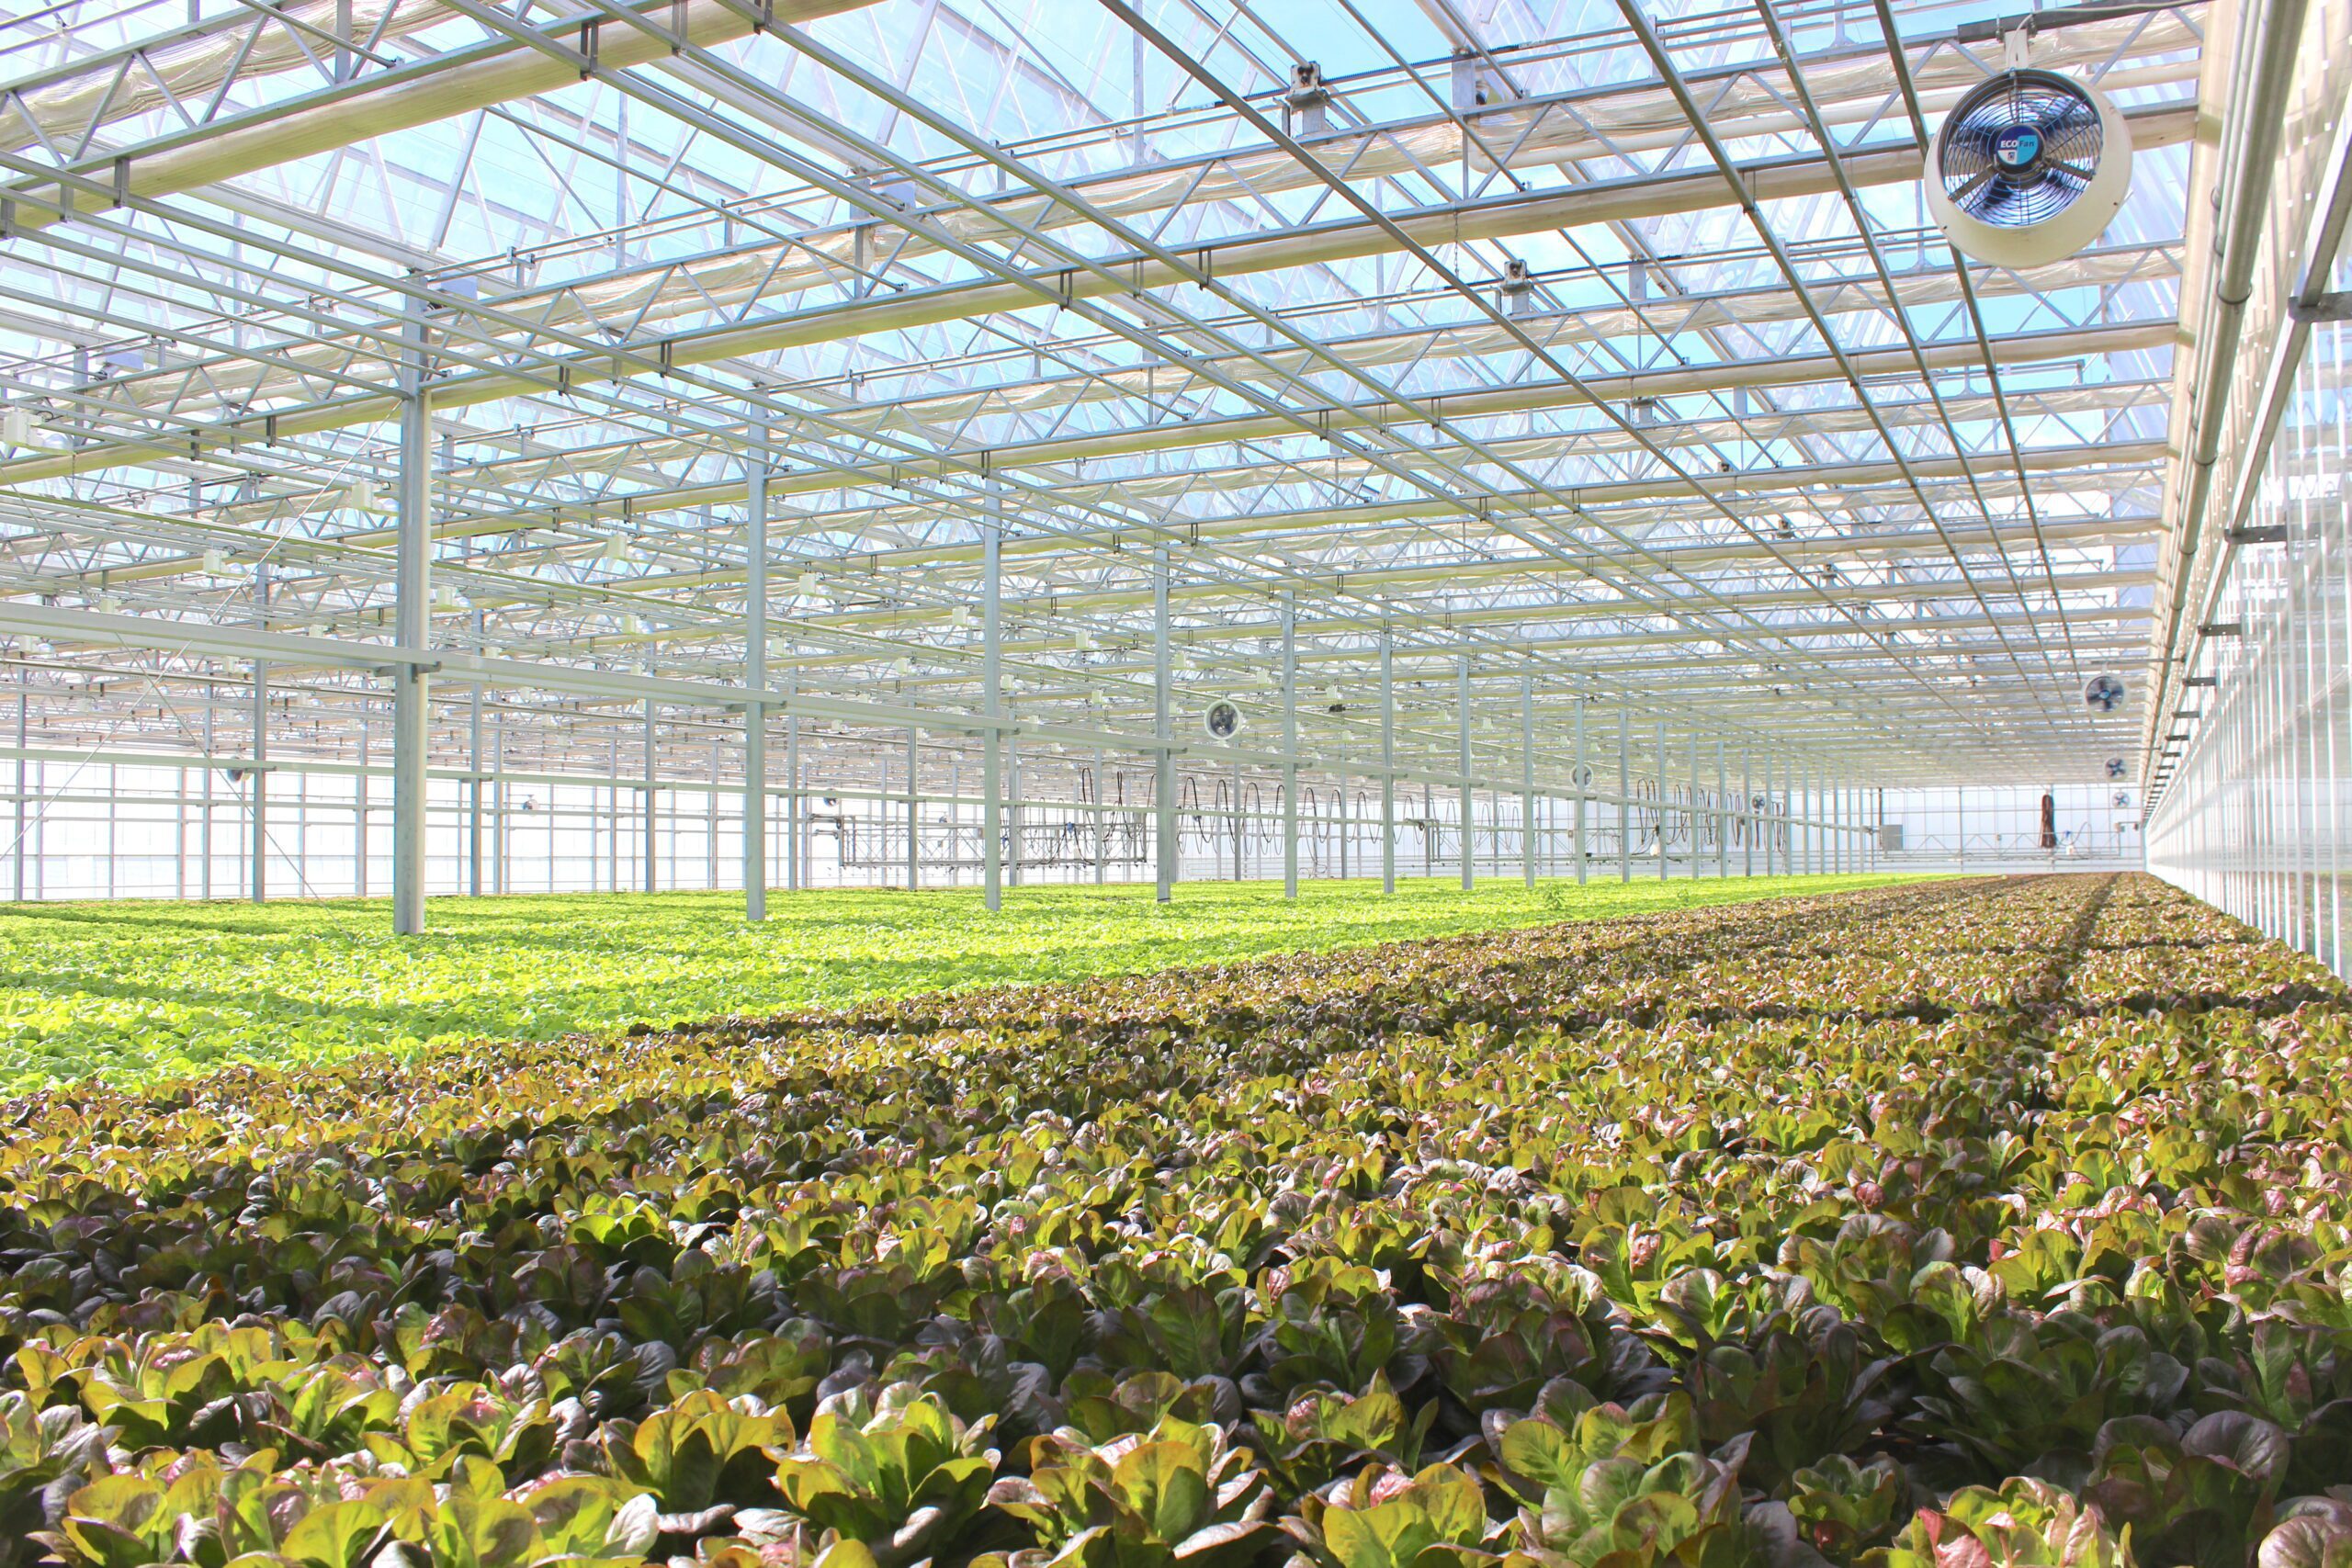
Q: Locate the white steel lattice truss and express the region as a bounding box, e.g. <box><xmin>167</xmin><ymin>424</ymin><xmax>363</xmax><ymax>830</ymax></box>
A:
<box><xmin>0</xmin><ymin>0</ymin><xmax>2220</xmax><ymax>912</ymax></box>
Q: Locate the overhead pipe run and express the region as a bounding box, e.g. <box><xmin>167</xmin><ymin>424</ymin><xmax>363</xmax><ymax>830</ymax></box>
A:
<box><xmin>2143</xmin><ymin>0</ymin><xmax>2310</xmax><ymax>777</ymax></box>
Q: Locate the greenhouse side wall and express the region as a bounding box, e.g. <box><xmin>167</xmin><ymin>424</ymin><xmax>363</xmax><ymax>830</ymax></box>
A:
<box><xmin>2143</xmin><ymin>311</ymin><xmax>2352</xmax><ymax>970</ymax></box>
<box><xmin>2145</xmin><ymin>12</ymin><xmax>2352</xmax><ymax>974</ymax></box>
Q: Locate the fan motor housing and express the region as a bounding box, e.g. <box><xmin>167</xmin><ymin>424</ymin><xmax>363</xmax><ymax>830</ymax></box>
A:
<box><xmin>1926</xmin><ymin>68</ymin><xmax>2132</xmax><ymax>268</ymax></box>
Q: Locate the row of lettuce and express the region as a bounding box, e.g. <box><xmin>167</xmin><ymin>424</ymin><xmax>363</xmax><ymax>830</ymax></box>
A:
<box><xmin>2</xmin><ymin>874</ymin><xmax>2347</xmax><ymax>1568</ymax></box>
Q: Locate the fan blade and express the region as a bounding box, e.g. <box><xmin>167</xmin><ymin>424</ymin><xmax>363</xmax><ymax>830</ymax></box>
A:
<box><xmin>2041</xmin><ymin>96</ymin><xmax>2098</xmax><ymax>135</ymax></box>
<box><xmin>1948</xmin><ymin>165</ymin><xmax>1999</xmax><ymax>205</ymax></box>
<box><xmin>1973</xmin><ymin>178</ymin><xmax>2030</xmax><ymax>220</ymax></box>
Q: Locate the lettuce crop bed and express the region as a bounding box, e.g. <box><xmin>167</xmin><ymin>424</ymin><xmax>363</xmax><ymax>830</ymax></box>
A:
<box><xmin>0</xmin><ymin>874</ymin><xmax>1903</xmax><ymax>1090</ymax></box>
<box><xmin>6</xmin><ymin>874</ymin><xmax>2350</xmax><ymax>1568</ymax></box>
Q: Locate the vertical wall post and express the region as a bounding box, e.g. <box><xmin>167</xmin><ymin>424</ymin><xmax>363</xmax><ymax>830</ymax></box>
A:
<box><xmin>1230</xmin><ymin>760</ymin><xmax>1243</xmax><ymax>882</ymax></box>
<box><xmin>1008</xmin><ymin>737</ymin><xmax>1023</xmax><ymax>887</ymax></box>
<box><xmin>356</xmin><ymin>721</ymin><xmax>368</xmax><ymax>897</ymax></box>
<box><xmin>1380</xmin><ymin>632</ymin><xmax>1396</xmax><ymax>894</ymax></box>
<box><xmin>391</xmin><ymin>283</ymin><xmax>432</xmax><ymax>936</ymax></box>
<box><xmin>1821</xmin><ymin>777</ymin><xmax>1831</xmax><ymax>874</ymax></box>
<box><xmin>743</xmin><ymin>459</ymin><xmax>767</xmax><ymax>919</ymax></box>
<box><xmin>1457</xmin><ymin>657</ymin><xmax>1474</xmax><ymax>890</ymax></box>
<box><xmin>1094</xmin><ymin>747</ymin><xmax>1108</xmax><ymax>886</ymax></box>
<box><xmin>11</xmin><ymin>674</ymin><xmax>23</xmax><ymax>902</ymax></box>
<box><xmin>469</xmin><ymin>644</ymin><xmax>484</xmax><ymax>898</ymax></box>
<box><xmin>642</xmin><ymin>696</ymin><xmax>657</xmax><ymax>893</ymax></box>
<box><xmin>1716</xmin><ymin>737</ymin><xmax>1728</xmax><ymax>879</ymax></box>
<box><xmin>1807</xmin><ymin>764</ymin><xmax>1818</xmax><ymax>874</ymax></box>
<box><xmin>1521</xmin><ymin>673</ymin><xmax>1535</xmax><ymax>888</ymax></box>
<box><xmin>1153</xmin><ymin>547</ymin><xmax>1174</xmax><ymax>903</ymax></box>
<box><xmin>1283</xmin><ymin>593</ymin><xmax>1299</xmax><ymax>898</ymax></box>
<box><xmin>786</xmin><ymin>670</ymin><xmax>802</xmax><ymax>894</ymax></box>
<box><xmin>1828</xmin><ymin>780</ymin><xmax>1838</xmax><ymax>874</ymax></box>
<box><xmin>1742</xmin><ymin>747</ymin><xmax>1753</xmax><ymax>877</ymax></box>
<box><xmin>1336</xmin><ymin>758</ymin><xmax>1349</xmax><ymax>880</ymax></box>
<box><xmin>203</xmin><ymin>705</ymin><xmax>214</xmax><ymax>899</ymax></box>
<box><xmin>983</xmin><ymin>513</ymin><xmax>1003</xmax><ymax>909</ymax></box>
<box><xmin>906</xmin><ymin>727</ymin><xmax>920</xmax><ymax>890</ymax></box>
<box><xmin>251</xmin><ymin>565</ymin><xmax>268</xmax><ymax>902</ymax></box>
<box><xmin>1780</xmin><ymin>753</ymin><xmax>1792</xmax><ymax>875</ymax></box>
<box><xmin>1689</xmin><ymin>728</ymin><xmax>1702</xmax><ymax>879</ymax></box>
<box><xmin>1779</xmin><ymin>753</ymin><xmax>1790</xmax><ymax>876</ymax></box>
<box><xmin>1813</xmin><ymin>765</ymin><xmax>1824</xmax><ymax>874</ymax></box>
<box><xmin>1656</xmin><ymin>720</ymin><xmax>1668</xmax><ymax>880</ymax></box>
<box><xmin>1782</xmin><ymin>758</ymin><xmax>1792</xmax><ymax>874</ymax></box>
<box><xmin>493</xmin><ymin>726</ymin><xmax>505</xmax><ymax>894</ymax></box>
<box><xmin>1573</xmin><ymin>697</ymin><xmax>1588</xmax><ymax>885</ymax></box>
<box><xmin>1617</xmin><ymin>707</ymin><xmax>1631</xmax><ymax>883</ymax></box>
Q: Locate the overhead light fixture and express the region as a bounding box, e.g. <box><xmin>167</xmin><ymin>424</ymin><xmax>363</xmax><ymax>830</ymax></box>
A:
<box><xmin>1</xmin><ymin>409</ymin><xmax>30</xmax><ymax>449</ymax></box>
<box><xmin>893</xmin><ymin>656</ymin><xmax>915</xmax><ymax>676</ymax></box>
<box><xmin>345</xmin><ymin>477</ymin><xmax>377</xmax><ymax>513</ymax></box>
<box><xmin>201</xmin><ymin>548</ymin><xmax>227</xmax><ymax>576</ymax></box>
<box><xmin>796</xmin><ymin>571</ymin><xmax>820</xmax><ymax>597</ymax></box>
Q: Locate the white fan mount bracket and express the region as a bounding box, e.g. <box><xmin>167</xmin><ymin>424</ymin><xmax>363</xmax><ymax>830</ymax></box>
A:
<box><xmin>1925</xmin><ymin>64</ymin><xmax>2133</xmax><ymax>269</ymax></box>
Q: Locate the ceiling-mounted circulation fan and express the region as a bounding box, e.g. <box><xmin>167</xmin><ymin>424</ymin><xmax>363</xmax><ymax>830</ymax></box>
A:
<box><xmin>1925</xmin><ymin>67</ymin><xmax>2133</xmax><ymax>268</ymax></box>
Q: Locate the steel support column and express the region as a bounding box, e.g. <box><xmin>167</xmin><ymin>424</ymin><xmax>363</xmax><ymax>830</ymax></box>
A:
<box><xmin>1717</xmin><ymin>738</ymin><xmax>1728</xmax><ymax>879</ymax></box>
<box><xmin>10</xmin><ymin>677</ymin><xmax>22</xmax><ymax>902</ymax></box>
<box><xmin>642</xmin><ymin>696</ymin><xmax>657</xmax><ymax>893</ymax></box>
<box><xmin>250</xmin><ymin>657</ymin><xmax>267</xmax><ymax>902</ymax></box>
<box><xmin>984</xmin><ymin>513</ymin><xmax>1004</xmax><ymax>911</ymax></box>
<box><xmin>1573</xmin><ymin>697</ymin><xmax>1588</xmax><ymax>885</ymax></box>
<box><xmin>1657</xmin><ymin>721</ymin><xmax>1668</xmax><ymax>880</ymax></box>
<box><xmin>743</xmin><ymin>459</ymin><xmax>767</xmax><ymax>920</ymax></box>
<box><xmin>1743</xmin><ymin>747</ymin><xmax>1753</xmax><ymax>878</ymax></box>
<box><xmin>1521</xmin><ymin>673</ymin><xmax>1535</xmax><ymax>888</ymax></box>
<box><xmin>1458</xmin><ymin>658</ymin><xmax>1474</xmax><ymax>891</ymax></box>
<box><xmin>786</xmin><ymin>669</ymin><xmax>801</xmax><ymax>894</ymax></box>
<box><xmin>468</xmin><ymin>645</ymin><xmax>484</xmax><ymax>898</ymax></box>
<box><xmin>391</xmin><ymin>288</ymin><xmax>431</xmax><ymax>936</ymax></box>
<box><xmin>1282</xmin><ymin>593</ymin><xmax>1298</xmax><ymax>899</ymax></box>
<box><xmin>1618</xmin><ymin>708</ymin><xmax>1632</xmax><ymax>884</ymax></box>
<box><xmin>1154</xmin><ymin>547</ymin><xmax>1174</xmax><ymax>903</ymax></box>
<box><xmin>1380</xmin><ymin>632</ymin><xmax>1396</xmax><ymax>895</ymax></box>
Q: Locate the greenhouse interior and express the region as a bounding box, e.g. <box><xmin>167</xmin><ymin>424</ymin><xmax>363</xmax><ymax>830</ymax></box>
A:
<box><xmin>2</xmin><ymin>0</ymin><xmax>2351</xmax><ymax>1563</ymax></box>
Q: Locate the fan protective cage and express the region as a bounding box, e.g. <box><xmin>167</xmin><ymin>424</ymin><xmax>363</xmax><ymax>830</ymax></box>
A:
<box><xmin>1925</xmin><ymin>68</ymin><xmax>2132</xmax><ymax>268</ymax></box>
<box><xmin>1202</xmin><ymin>699</ymin><xmax>1244</xmax><ymax>741</ymax></box>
